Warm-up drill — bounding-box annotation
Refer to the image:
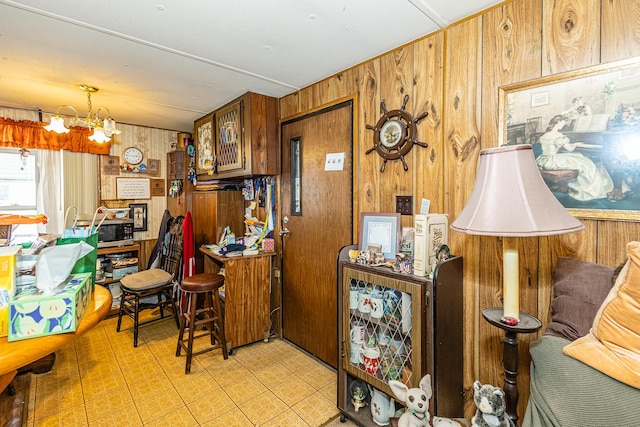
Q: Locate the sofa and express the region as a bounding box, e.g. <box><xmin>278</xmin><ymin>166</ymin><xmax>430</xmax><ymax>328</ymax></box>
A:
<box><xmin>522</xmin><ymin>242</ymin><xmax>640</xmax><ymax>427</ymax></box>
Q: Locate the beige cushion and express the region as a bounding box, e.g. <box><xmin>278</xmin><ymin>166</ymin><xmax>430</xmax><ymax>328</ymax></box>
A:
<box><xmin>563</xmin><ymin>241</ymin><xmax>640</xmax><ymax>389</ymax></box>
<box><xmin>120</xmin><ymin>268</ymin><xmax>172</xmax><ymax>290</ymax></box>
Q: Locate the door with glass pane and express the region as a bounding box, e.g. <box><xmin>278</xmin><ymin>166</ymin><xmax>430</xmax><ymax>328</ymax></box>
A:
<box><xmin>280</xmin><ymin>101</ymin><xmax>353</xmax><ymax>368</ymax></box>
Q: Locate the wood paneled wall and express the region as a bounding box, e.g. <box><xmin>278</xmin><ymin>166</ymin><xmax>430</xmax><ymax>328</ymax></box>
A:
<box><xmin>279</xmin><ymin>0</ymin><xmax>640</xmax><ymax>417</ymax></box>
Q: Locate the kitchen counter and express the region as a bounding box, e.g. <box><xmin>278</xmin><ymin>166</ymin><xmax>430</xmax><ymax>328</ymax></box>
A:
<box><xmin>199</xmin><ymin>246</ymin><xmax>275</xmax><ymax>349</ymax></box>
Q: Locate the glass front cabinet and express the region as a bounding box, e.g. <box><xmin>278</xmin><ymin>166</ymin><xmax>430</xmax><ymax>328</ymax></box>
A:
<box><xmin>337</xmin><ymin>245</ymin><xmax>464</xmax><ymax>425</ymax></box>
<box><xmin>193</xmin><ymin>91</ymin><xmax>279</xmax><ymax>179</ymax></box>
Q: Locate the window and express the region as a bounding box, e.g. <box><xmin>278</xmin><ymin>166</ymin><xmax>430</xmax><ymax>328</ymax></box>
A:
<box><xmin>0</xmin><ymin>148</ymin><xmax>38</xmax><ymax>244</ymax></box>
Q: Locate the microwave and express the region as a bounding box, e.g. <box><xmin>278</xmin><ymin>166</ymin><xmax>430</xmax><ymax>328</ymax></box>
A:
<box><xmin>76</xmin><ymin>218</ymin><xmax>134</xmax><ymax>248</ymax></box>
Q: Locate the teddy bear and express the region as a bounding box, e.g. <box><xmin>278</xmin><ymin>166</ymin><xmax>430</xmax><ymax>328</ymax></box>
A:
<box><xmin>389</xmin><ymin>375</ymin><xmax>432</xmax><ymax>427</ymax></box>
<box><xmin>471</xmin><ymin>381</ymin><xmax>514</xmax><ymax>427</ymax></box>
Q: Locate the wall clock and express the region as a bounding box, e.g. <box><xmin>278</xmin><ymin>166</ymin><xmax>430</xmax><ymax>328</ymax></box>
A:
<box><xmin>366</xmin><ymin>94</ymin><xmax>429</xmax><ymax>172</ymax></box>
<box><xmin>123</xmin><ymin>147</ymin><xmax>144</xmax><ymax>165</ymax></box>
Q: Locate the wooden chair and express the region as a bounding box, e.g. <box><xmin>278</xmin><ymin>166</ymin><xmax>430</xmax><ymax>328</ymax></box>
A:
<box><xmin>116</xmin><ymin>215</ymin><xmax>184</xmax><ymax>347</ymax></box>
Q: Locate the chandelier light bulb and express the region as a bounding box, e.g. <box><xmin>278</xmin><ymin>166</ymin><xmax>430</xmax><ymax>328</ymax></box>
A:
<box><xmin>102</xmin><ymin>117</ymin><xmax>121</xmax><ymax>137</ymax></box>
<box><xmin>43</xmin><ymin>115</ymin><xmax>70</xmax><ymax>134</ymax></box>
<box><xmin>88</xmin><ymin>127</ymin><xmax>110</xmax><ymax>143</ymax></box>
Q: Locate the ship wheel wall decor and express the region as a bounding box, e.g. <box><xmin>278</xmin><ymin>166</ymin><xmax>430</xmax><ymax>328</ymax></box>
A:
<box><xmin>365</xmin><ymin>94</ymin><xmax>429</xmax><ymax>172</ymax></box>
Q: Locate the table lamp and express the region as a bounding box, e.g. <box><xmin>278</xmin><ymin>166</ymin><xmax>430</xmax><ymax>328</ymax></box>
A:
<box><xmin>450</xmin><ymin>144</ymin><xmax>584</xmax><ymax>424</ymax></box>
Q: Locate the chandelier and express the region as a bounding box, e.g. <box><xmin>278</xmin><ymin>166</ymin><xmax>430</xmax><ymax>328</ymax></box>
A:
<box><xmin>43</xmin><ymin>85</ymin><xmax>120</xmax><ymax>143</ymax></box>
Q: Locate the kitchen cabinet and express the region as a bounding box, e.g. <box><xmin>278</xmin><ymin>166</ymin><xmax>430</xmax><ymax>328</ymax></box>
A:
<box><xmin>200</xmin><ymin>248</ymin><xmax>275</xmax><ymax>349</ymax></box>
<box><xmin>194</xmin><ymin>92</ymin><xmax>279</xmax><ymax>179</ymax></box>
<box><xmin>167</xmin><ymin>150</ymin><xmax>187</xmax><ymax>217</ymax></box>
<box><xmin>337</xmin><ymin>245</ymin><xmax>464</xmax><ymax>425</ymax></box>
<box><xmin>167</xmin><ymin>150</ymin><xmax>185</xmax><ymax>180</ymax></box>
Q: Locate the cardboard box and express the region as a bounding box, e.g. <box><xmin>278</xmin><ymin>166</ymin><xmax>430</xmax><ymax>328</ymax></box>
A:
<box><xmin>0</xmin><ymin>246</ymin><xmax>21</xmax><ymax>337</ymax></box>
<box><xmin>0</xmin><ymin>290</ymin><xmax>9</xmax><ymax>338</ymax></box>
<box><xmin>0</xmin><ymin>246</ymin><xmax>20</xmax><ymax>295</ymax></box>
<box><xmin>8</xmin><ymin>272</ymin><xmax>92</xmax><ymax>341</ymax></box>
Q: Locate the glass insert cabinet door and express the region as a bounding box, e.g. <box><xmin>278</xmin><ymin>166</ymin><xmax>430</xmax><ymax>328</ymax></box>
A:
<box><xmin>215</xmin><ymin>100</ymin><xmax>244</xmax><ymax>172</ymax></box>
<box><xmin>342</xmin><ymin>264</ymin><xmax>424</xmax><ymax>396</ymax></box>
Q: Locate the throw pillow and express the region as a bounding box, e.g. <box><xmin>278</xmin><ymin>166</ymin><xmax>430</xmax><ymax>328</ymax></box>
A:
<box><xmin>563</xmin><ymin>241</ymin><xmax>640</xmax><ymax>389</ymax></box>
<box><xmin>545</xmin><ymin>257</ymin><xmax>615</xmax><ymax>341</ymax></box>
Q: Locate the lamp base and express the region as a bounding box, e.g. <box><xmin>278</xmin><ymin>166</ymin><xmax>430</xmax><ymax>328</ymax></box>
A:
<box><xmin>482</xmin><ymin>307</ymin><xmax>542</xmax><ymax>426</ymax></box>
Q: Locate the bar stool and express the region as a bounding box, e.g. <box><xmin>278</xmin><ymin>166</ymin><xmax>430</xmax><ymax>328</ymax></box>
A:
<box><xmin>176</xmin><ymin>273</ymin><xmax>229</xmax><ymax>374</ymax></box>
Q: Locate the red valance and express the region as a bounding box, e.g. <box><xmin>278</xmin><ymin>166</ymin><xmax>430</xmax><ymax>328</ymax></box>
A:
<box><xmin>0</xmin><ymin>117</ymin><xmax>111</xmax><ymax>154</ymax></box>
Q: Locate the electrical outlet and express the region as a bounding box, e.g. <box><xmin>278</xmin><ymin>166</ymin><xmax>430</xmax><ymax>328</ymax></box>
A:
<box><xmin>396</xmin><ymin>196</ymin><xmax>413</xmax><ymax>215</ymax></box>
<box><xmin>273</xmin><ymin>268</ymin><xmax>281</xmax><ymax>278</ymax></box>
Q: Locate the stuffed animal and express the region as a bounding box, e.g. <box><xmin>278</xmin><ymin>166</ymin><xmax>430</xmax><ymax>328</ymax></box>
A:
<box><xmin>389</xmin><ymin>375</ymin><xmax>432</xmax><ymax>427</ymax></box>
<box><xmin>471</xmin><ymin>381</ymin><xmax>514</xmax><ymax>427</ymax></box>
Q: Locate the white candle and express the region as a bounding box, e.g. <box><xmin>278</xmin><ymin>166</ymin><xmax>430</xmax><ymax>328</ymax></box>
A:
<box><xmin>503</xmin><ymin>237</ymin><xmax>520</xmax><ymax>321</ymax></box>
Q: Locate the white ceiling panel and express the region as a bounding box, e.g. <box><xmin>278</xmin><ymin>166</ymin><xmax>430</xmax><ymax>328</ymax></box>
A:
<box><xmin>0</xmin><ymin>0</ymin><xmax>503</xmax><ymax>132</ymax></box>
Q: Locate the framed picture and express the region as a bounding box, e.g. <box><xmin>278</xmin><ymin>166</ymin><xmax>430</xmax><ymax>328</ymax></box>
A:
<box><xmin>129</xmin><ymin>203</ymin><xmax>147</xmax><ymax>232</ymax></box>
<box><xmin>359</xmin><ymin>212</ymin><xmax>400</xmax><ymax>261</ymax></box>
<box><xmin>116</xmin><ymin>177</ymin><xmax>150</xmax><ymax>199</ymax></box>
<box><xmin>195</xmin><ymin>114</ymin><xmax>215</xmax><ymax>174</ymax></box>
<box><xmin>499</xmin><ymin>57</ymin><xmax>640</xmax><ymax>221</ymax></box>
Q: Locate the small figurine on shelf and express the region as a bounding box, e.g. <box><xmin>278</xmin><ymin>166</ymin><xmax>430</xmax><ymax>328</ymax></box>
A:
<box><xmin>396</xmin><ymin>252</ymin><xmax>412</xmax><ymax>274</ymax></box>
<box><xmin>349</xmin><ymin>379</ymin><xmax>369</xmax><ymax>413</ymax></box>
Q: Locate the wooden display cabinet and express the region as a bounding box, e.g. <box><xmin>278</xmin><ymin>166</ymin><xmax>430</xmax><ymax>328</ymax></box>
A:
<box><xmin>337</xmin><ymin>245</ymin><xmax>464</xmax><ymax>425</ymax></box>
<box><xmin>194</xmin><ymin>91</ymin><xmax>279</xmax><ymax>179</ymax></box>
<box><xmin>167</xmin><ymin>150</ymin><xmax>187</xmax><ymax>217</ymax></box>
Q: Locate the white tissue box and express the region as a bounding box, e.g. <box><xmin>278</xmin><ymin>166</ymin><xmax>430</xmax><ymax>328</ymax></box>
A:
<box><xmin>8</xmin><ymin>272</ymin><xmax>92</xmax><ymax>341</ymax></box>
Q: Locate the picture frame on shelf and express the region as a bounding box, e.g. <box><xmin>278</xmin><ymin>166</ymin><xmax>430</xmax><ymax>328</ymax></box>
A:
<box><xmin>499</xmin><ymin>56</ymin><xmax>640</xmax><ymax>221</ymax></box>
<box><xmin>129</xmin><ymin>203</ymin><xmax>147</xmax><ymax>232</ymax></box>
<box><xmin>359</xmin><ymin>212</ymin><xmax>400</xmax><ymax>261</ymax></box>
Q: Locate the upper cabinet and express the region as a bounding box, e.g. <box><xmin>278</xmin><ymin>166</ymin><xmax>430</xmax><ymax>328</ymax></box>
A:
<box><xmin>194</xmin><ymin>92</ymin><xmax>279</xmax><ymax>179</ymax></box>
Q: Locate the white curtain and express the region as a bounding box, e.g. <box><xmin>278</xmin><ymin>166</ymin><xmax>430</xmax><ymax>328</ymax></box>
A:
<box><xmin>62</xmin><ymin>150</ymin><xmax>98</xmax><ymax>220</ymax></box>
<box><xmin>35</xmin><ymin>151</ymin><xmax>98</xmax><ymax>235</ymax></box>
<box><xmin>36</xmin><ymin>150</ymin><xmax>64</xmax><ymax>235</ymax></box>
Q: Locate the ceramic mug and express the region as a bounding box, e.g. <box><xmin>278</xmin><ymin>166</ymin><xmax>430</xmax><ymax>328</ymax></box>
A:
<box><xmin>377</xmin><ymin>332</ymin><xmax>391</xmax><ymax>347</ymax></box>
<box><xmin>349</xmin><ymin>286</ymin><xmax>359</xmax><ymax>310</ymax></box>
<box><xmin>350</xmin><ymin>321</ymin><xmax>366</xmax><ymax>344</ymax></box>
<box><xmin>358</xmin><ymin>290</ymin><xmax>371</xmax><ymax>313</ymax></box>
<box><xmin>370</xmin><ymin>293</ymin><xmax>384</xmax><ymax>319</ymax></box>
<box><xmin>349</xmin><ymin>341</ymin><xmax>363</xmax><ymax>364</ymax></box>
<box><xmin>360</xmin><ymin>346</ymin><xmax>381</xmax><ymax>375</ymax></box>
<box><xmin>389</xmin><ymin>338</ymin><xmax>406</xmax><ymax>356</ymax></box>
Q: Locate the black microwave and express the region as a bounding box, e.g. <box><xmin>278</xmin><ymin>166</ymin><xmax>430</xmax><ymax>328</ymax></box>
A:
<box><xmin>76</xmin><ymin>218</ymin><xmax>134</xmax><ymax>248</ymax></box>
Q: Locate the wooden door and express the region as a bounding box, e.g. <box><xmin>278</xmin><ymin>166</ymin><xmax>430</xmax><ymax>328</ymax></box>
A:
<box><xmin>281</xmin><ymin>101</ymin><xmax>353</xmax><ymax>368</ymax></box>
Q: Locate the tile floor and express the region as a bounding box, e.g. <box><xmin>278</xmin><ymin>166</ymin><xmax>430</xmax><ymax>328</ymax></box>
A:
<box><xmin>25</xmin><ymin>312</ymin><xmax>359</xmax><ymax>427</ymax></box>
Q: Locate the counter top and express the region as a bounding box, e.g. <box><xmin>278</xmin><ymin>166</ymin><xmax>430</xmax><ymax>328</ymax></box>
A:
<box><xmin>199</xmin><ymin>246</ymin><xmax>276</xmax><ymax>262</ymax></box>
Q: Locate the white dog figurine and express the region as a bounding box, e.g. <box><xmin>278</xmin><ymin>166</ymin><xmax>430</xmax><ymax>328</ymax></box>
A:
<box><xmin>390</xmin><ymin>374</ymin><xmax>464</xmax><ymax>427</ymax></box>
<box><xmin>389</xmin><ymin>375</ymin><xmax>432</xmax><ymax>427</ymax></box>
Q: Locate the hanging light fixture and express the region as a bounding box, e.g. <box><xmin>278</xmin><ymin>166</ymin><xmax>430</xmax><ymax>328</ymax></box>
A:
<box><xmin>43</xmin><ymin>85</ymin><xmax>120</xmax><ymax>142</ymax></box>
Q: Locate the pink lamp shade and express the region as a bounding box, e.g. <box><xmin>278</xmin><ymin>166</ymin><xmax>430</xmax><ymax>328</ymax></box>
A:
<box><xmin>450</xmin><ymin>144</ymin><xmax>584</xmax><ymax>237</ymax></box>
<box><xmin>451</xmin><ymin>144</ymin><xmax>584</xmax><ymax>320</ymax></box>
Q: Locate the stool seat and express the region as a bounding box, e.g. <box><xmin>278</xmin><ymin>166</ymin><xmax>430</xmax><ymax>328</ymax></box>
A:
<box><xmin>181</xmin><ymin>273</ymin><xmax>225</xmax><ymax>292</ymax></box>
<box><xmin>176</xmin><ymin>272</ymin><xmax>228</xmax><ymax>374</ymax></box>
